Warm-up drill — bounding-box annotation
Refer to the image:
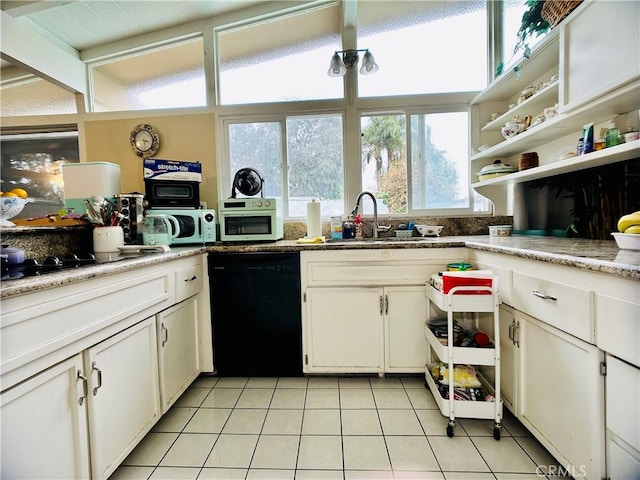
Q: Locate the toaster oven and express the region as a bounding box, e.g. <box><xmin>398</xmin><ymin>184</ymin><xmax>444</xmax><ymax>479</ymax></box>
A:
<box><xmin>219</xmin><ymin>197</ymin><xmax>283</xmax><ymax>242</ymax></box>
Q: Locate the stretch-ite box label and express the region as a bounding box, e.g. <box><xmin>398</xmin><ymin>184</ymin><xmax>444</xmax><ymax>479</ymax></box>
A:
<box><xmin>143</xmin><ymin>159</ymin><xmax>202</xmax><ymax>182</ymax></box>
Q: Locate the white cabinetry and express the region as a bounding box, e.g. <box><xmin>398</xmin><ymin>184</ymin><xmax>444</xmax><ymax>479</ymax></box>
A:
<box><xmin>385</xmin><ymin>286</ymin><xmax>430</xmax><ymax>372</ymax></box>
<box><xmin>157</xmin><ymin>296</ymin><xmax>201</xmax><ymax>413</ymax></box>
<box><xmin>562</xmin><ymin>0</ymin><xmax>640</xmax><ymax>111</ymax></box>
<box><xmin>0</xmin><ymin>317</ymin><xmax>160</xmax><ymax>480</ymax></box>
<box><xmin>470</xmin><ymin>1</ymin><xmax>640</xmax><ymax>214</ymax></box>
<box><xmin>304</xmin><ymin>285</ymin><xmax>426</xmax><ymax>373</ymax></box>
<box><xmin>468</xmin><ymin>249</ymin><xmax>606</xmax><ymax>479</ymax></box>
<box><xmin>85</xmin><ymin>317</ymin><xmax>160</xmax><ymax>479</ymax></box>
<box><xmin>305</xmin><ymin>287</ymin><xmax>383</xmax><ymax>372</ymax></box>
<box><xmin>301</xmin><ymin>249</ymin><xmax>460</xmax><ymax>374</ymax></box>
<box><xmin>517</xmin><ymin>310</ymin><xmax>603</xmax><ymax>480</ymax></box>
<box><xmin>0</xmin><ymin>355</ymin><xmax>90</xmax><ymax>479</ymax></box>
<box><xmin>0</xmin><ymin>252</ymin><xmax>211</xmax><ymax>479</ymax></box>
<box><xmin>605</xmin><ymin>354</ymin><xmax>640</xmax><ymax>479</ymax></box>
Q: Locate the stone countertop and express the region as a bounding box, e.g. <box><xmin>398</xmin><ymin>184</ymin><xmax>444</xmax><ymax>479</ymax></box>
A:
<box><xmin>0</xmin><ymin>246</ymin><xmax>207</xmax><ymax>299</ymax></box>
<box><xmin>208</xmin><ymin>235</ymin><xmax>640</xmax><ymax>279</ymax></box>
<box><xmin>2</xmin><ymin>236</ymin><xmax>638</xmax><ymax>299</ymax></box>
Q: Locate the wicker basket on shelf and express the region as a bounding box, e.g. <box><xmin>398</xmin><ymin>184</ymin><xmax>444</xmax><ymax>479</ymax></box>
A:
<box><xmin>541</xmin><ymin>0</ymin><xmax>583</xmax><ymax>26</ymax></box>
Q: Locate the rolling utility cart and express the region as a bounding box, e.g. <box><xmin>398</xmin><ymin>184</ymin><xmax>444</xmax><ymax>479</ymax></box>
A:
<box><xmin>424</xmin><ymin>272</ymin><xmax>503</xmax><ymax>439</ymax></box>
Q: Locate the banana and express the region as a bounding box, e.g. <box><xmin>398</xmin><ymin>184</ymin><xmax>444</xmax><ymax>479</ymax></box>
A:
<box><xmin>624</xmin><ymin>225</ymin><xmax>640</xmax><ymax>235</ymax></box>
<box><xmin>618</xmin><ymin>211</ymin><xmax>640</xmax><ymax>232</ymax></box>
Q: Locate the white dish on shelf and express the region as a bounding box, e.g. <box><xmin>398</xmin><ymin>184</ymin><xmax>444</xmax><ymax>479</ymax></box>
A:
<box><xmin>415</xmin><ymin>225</ymin><xmax>443</xmax><ymax>237</ymax></box>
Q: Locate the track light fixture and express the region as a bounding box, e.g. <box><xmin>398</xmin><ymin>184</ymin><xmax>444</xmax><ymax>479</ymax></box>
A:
<box><xmin>327</xmin><ymin>49</ymin><xmax>379</xmax><ymax>77</ymax></box>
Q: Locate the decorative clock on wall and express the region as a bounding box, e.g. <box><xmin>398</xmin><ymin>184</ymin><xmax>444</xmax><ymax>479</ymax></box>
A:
<box><xmin>130</xmin><ymin>124</ymin><xmax>160</xmax><ymax>158</ymax></box>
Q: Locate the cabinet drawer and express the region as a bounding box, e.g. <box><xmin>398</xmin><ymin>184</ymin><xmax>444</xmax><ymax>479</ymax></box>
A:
<box><xmin>175</xmin><ymin>263</ymin><xmax>203</xmax><ymax>303</ymax></box>
<box><xmin>597</xmin><ymin>294</ymin><xmax>640</xmax><ymax>367</ymax></box>
<box><xmin>513</xmin><ymin>272</ymin><xmax>593</xmax><ymax>342</ymax></box>
<box><xmin>302</xmin><ymin>249</ymin><xmax>461</xmax><ymax>287</ymax></box>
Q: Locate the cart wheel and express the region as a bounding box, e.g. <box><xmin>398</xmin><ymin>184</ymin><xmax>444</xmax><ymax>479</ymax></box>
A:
<box><xmin>446</xmin><ymin>423</ymin><xmax>455</xmax><ymax>437</ymax></box>
<box><xmin>493</xmin><ymin>425</ymin><xmax>501</xmax><ymax>440</ymax></box>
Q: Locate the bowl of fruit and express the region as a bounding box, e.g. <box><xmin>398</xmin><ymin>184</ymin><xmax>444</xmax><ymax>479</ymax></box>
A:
<box><xmin>1</xmin><ymin>188</ymin><xmax>30</xmax><ymax>227</ymax></box>
<box><xmin>612</xmin><ymin>211</ymin><xmax>640</xmax><ymax>250</ymax></box>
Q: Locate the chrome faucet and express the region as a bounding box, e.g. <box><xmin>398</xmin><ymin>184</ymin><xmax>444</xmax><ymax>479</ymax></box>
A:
<box><xmin>351</xmin><ymin>191</ymin><xmax>380</xmax><ymax>239</ymax></box>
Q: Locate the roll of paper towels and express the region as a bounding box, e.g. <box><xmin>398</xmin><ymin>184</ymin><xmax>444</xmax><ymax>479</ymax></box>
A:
<box><xmin>307</xmin><ymin>198</ymin><xmax>322</xmax><ymax>237</ymax></box>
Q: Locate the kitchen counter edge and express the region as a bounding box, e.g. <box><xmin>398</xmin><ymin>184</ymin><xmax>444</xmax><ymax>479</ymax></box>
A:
<box><xmin>2</xmin><ymin>236</ymin><xmax>638</xmax><ymax>298</ymax></box>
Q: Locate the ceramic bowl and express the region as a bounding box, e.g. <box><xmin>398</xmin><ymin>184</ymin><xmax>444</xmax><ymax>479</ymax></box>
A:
<box><xmin>415</xmin><ymin>225</ymin><xmax>443</xmax><ymax>237</ymax></box>
<box><xmin>394</xmin><ymin>229</ymin><xmax>414</xmax><ymax>239</ymax></box>
<box><xmin>611</xmin><ymin>232</ymin><xmax>640</xmax><ymax>250</ymax></box>
<box><xmin>1</xmin><ymin>197</ymin><xmax>28</xmax><ymax>227</ymax></box>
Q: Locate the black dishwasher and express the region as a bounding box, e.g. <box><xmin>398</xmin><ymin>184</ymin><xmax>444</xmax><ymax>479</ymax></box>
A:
<box><xmin>208</xmin><ymin>252</ymin><xmax>303</xmax><ymax>376</ymax></box>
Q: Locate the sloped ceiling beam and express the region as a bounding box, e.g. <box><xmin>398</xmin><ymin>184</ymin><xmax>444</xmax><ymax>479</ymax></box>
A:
<box><xmin>1</xmin><ymin>1</ymin><xmax>72</xmax><ymax>16</ymax></box>
<box><xmin>0</xmin><ymin>9</ymin><xmax>87</xmax><ymax>94</ymax></box>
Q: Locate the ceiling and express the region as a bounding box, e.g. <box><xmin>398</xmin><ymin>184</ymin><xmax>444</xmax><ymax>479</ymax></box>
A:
<box><xmin>1</xmin><ymin>0</ymin><xmax>267</xmax><ymax>52</ymax></box>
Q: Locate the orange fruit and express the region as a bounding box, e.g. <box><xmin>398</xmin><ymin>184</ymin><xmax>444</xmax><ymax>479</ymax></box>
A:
<box><xmin>10</xmin><ymin>188</ymin><xmax>28</xmax><ymax>199</ymax></box>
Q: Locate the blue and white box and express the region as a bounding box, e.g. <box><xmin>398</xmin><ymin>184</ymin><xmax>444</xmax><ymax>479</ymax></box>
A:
<box><xmin>143</xmin><ymin>159</ymin><xmax>202</xmax><ymax>182</ymax></box>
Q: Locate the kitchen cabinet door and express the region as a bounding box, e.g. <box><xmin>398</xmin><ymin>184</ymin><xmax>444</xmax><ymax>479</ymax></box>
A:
<box><xmin>605</xmin><ymin>354</ymin><xmax>640</xmax><ymax>480</ymax></box>
<box><xmin>517</xmin><ymin>311</ymin><xmax>604</xmax><ymax>480</ymax></box>
<box><xmin>385</xmin><ymin>286</ymin><xmax>428</xmax><ymax>372</ymax></box>
<box><xmin>157</xmin><ymin>296</ymin><xmax>200</xmax><ymax>413</ymax></box>
<box><xmin>304</xmin><ymin>287</ymin><xmax>383</xmax><ymax>373</ymax></box>
<box><xmin>85</xmin><ymin>317</ymin><xmax>161</xmax><ymax>479</ymax></box>
<box><xmin>0</xmin><ymin>354</ymin><xmax>90</xmax><ymax>479</ymax></box>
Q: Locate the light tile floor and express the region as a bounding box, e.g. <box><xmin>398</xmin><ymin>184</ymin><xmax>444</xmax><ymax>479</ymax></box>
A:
<box><xmin>111</xmin><ymin>376</ymin><xmax>565</xmax><ymax>480</ymax></box>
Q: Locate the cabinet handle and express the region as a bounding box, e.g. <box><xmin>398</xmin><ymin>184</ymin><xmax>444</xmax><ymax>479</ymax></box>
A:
<box><xmin>77</xmin><ymin>370</ymin><xmax>88</xmax><ymax>406</ymax></box>
<box><xmin>532</xmin><ymin>290</ymin><xmax>557</xmax><ymax>301</ymax></box>
<box><xmin>162</xmin><ymin>323</ymin><xmax>169</xmax><ymax>347</ymax></box>
<box><xmin>92</xmin><ymin>362</ymin><xmax>102</xmax><ymax>396</ymax></box>
<box><xmin>514</xmin><ymin>321</ymin><xmax>520</xmax><ymax>347</ymax></box>
<box><xmin>379</xmin><ymin>295</ymin><xmax>383</xmax><ymax>315</ymax></box>
<box><xmin>385</xmin><ymin>294</ymin><xmax>389</xmax><ymax>315</ymax></box>
<box><xmin>185</xmin><ymin>275</ymin><xmax>197</xmax><ymax>282</ymax></box>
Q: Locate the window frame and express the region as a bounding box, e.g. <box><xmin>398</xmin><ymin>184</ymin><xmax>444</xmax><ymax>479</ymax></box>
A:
<box><xmin>218</xmin><ymin>107</ymin><xmax>348</xmax><ymax>219</ymax></box>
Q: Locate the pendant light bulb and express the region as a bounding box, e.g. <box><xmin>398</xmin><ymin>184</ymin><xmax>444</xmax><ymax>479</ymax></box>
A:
<box><xmin>359</xmin><ymin>50</ymin><xmax>379</xmax><ymax>75</ymax></box>
<box><xmin>327</xmin><ymin>52</ymin><xmax>347</xmax><ymax>77</ymax></box>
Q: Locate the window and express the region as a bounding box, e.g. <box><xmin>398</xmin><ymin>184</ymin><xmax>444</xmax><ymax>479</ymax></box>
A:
<box><xmin>217</xmin><ymin>4</ymin><xmax>343</xmax><ymax>105</ymax></box>
<box><xmin>410</xmin><ymin>112</ymin><xmax>472</xmax><ymax>211</ymax></box>
<box><xmin>225</xmin><ymin>114</ymin><xmax>344</xmax><ymax>217</ymax></box>
<box><xmin>360</xmin><ymin>110</ymin><xmax>487</xmax><ymax>216</ymax></box>
<box><xmin>216</xmin><ymin>2</ymin><xmax>493</xmax><ymax>218</ymax></box>
<box><xmin>0</xmin><ymin>74</ymin><xmax>77</xmax><ymax>116</ymax></box>
<box><xmin>357</xmin><ymin>1</ymin><xmax>487</xmax><ymax>97</ymax></box>
<box><xmin>361</xmin><ymin>114</ymin><xmax>407</xmax><ymax>214</ymax></box>
<box><xmin>502</xmin><ymin>0</ymin><xmax>548</xmax><ymax>72</ymax></box>
<box><xmin>90</xmin><ymin>38</ymin><xmax>205</xmax><ymax>112</ymax></box>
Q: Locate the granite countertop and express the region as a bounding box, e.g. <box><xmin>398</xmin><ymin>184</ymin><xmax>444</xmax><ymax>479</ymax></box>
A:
<box><xmin>2</xmin><ymin>236</ymin><xmax>638</xmax><ymax>299</ymax></box>
<box><xmin>0</xmin><ymin>247</ymin><xmax>207</xmax><ymax>299</ymax></box>
<box><xmin>208</xmin><ymin>235</ymin><xmax>640</xmax><ymax>279</ymax></box>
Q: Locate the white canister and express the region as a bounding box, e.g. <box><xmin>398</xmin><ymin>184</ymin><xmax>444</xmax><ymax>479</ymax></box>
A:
<box><xmin>93</xmin><ymin>226</ymin><xmax>125</xmax><ymax>252</ymax></box>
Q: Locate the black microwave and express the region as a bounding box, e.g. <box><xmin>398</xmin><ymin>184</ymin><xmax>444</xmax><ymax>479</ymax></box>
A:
<box><xmin>144</xmin><ymin>179</ymin><xmax>200</xmax><ymax>209</ymax></box>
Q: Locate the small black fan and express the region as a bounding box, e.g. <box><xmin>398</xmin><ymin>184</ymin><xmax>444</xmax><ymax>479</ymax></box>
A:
<box><xmin>231</xmin><ymin>167</ymin><xmax>264</xmax><ymax>198</ymax></box>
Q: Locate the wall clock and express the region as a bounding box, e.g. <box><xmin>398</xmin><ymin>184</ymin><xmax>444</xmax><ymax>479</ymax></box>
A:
<box><xmin>130</xmin><ymin>124</ymin><xmax>160</xmax><ymax>158</ymax></box>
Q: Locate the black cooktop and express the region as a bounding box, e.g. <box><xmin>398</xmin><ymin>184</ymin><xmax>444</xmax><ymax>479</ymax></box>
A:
<box><xmin>1</xmin><ymin>254</ymin><xmax>98</xmax><ymax>281</ymax></box>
